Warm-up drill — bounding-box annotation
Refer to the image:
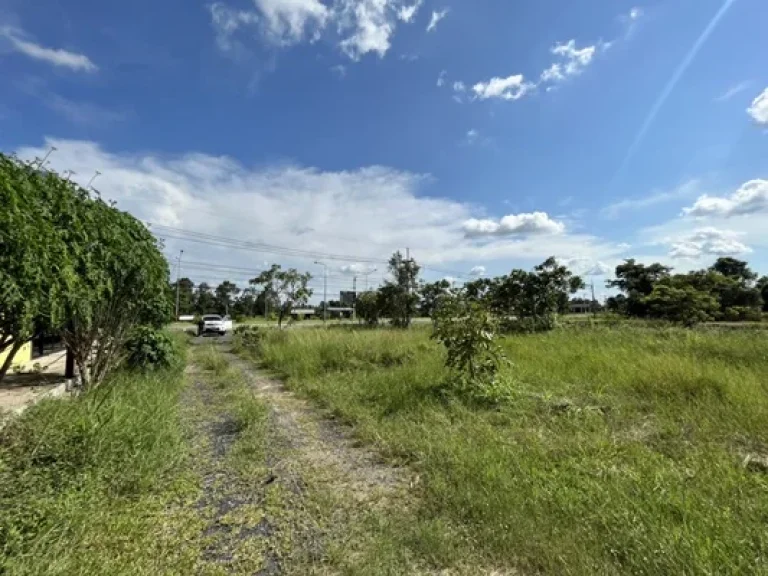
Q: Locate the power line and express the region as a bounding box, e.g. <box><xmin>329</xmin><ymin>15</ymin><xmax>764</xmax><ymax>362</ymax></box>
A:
<box><xmin>151</xmin><ymin>222</ymin><xmax>473</xmax><ymax>279</ymax></box>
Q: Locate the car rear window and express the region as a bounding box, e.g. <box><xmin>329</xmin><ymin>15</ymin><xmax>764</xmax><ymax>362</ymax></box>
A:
<box><xmin>203</xmin><ymin>315</ymin><xmax>221</xmax><ymax>321</ymax></box>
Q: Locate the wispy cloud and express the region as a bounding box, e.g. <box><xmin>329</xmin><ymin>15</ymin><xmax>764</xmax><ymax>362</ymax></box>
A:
<box><xmin>714</xmin><ymin>80</ymin><xmax>752</xmax><ymax>102</ymax></box>
<box><xmin>611</xmin><ymin>0</ymin><xmax>737</xmax><ymax>181</ymax></box>
<box><xmin>0</xmin><ymin>26</ymin><xmax>97</xmax><ymax>72</ymax></box>
<box><xmin>426</xmin><ymin>8</ymin><xmax>449</xmax><ymax>32</ymax></box>
<box><xmin>602</xmin><ymin>179</ymin><xmax>702</xmax><ymax>219</ymax></box>
<box><xmin>47</xmin><ymin>95</ymin><xmax>127</xmax><ymax>125</ymax></box>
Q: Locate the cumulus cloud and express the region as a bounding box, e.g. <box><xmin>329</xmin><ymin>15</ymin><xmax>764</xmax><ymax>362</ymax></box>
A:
<box><xmin>462</xmin><ymin>212</ymin><xmax>565</xmax><ymax>238</ymax></box>
<box><xmin>683</xmin><ymin>179</ymin><xmax>768</xmax><ymax>218</ymax></box>
<box><xmin>668</xmin><ymin>228</ymin><xmax>751</xmax><ymax>259</ymax></box>
<box><xmin>469</xmin><ymin>265</ymin><xmax>486</xmax><ymax>277</ymax></box>
<box><xmin>472</xmin><ymin>74</ymin><xmax>535</xmax><ymax>101</ymax></box>
<box><xmin>426</xmin><ymin>8</ymin><xmax>449</xmax><ymax>32</ymax></box>
<box><xmin>747</xmin><ymin>87</ymin><xmax>768</xmax><ymax>126</ymax></box>
<box><xmin>0</xmin><ymin>26</ymin><xmax>97</xmax><ymax>72</ymax></box>
<box><xmin>436</xmin><ymin>69</ymin><xmax>446</xmax><ymax>87</ymax></box>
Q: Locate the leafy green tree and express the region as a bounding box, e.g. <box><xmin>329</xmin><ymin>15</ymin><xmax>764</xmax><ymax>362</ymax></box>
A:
<box><xmin>0</xmin><ymin>156</ymin><xmax>69</xmax><ymax>380</ymax></box>
<box><xmin>710</xmin><ymin>257</ymin><xmax>757</xmax><ymax>284</ymax></box>
<box><xmin>607</xmin><ymin>259</ymin><xmax>672</xmax><ymax>317</ymax></box>
<box><xmin>250</xmin><ymin>265</ymin><xmax>312</xmax><ymax>328</ymax></box>
<box><xmin>379</xmin><ymin>251</ymin><xmax>420</xmax><ymax>328</ymax></box>
<box><xmin>174</xmin><ymin>277</ymin><xmax>195</xmax><ymax>316</ymax></box>
<box><xmin>214</xmin><ymin>280</ymin><xmax>240</xmax><ymax>315</ymax></box>
<box><xmin>59</xmin><ymin>193</ymin><xmax>170</xmax><ymax>389</ymax></box>
<box><xmin>194</xmin><ymin>282</ymin><xmax>216</xmax><ymax>314</ymax></box>
<box><xmin>355</xmin><ymin>291</ymin><xmax>381</xmax><ymax>325</ymax></box>
<box><xmin>419</xmin><ymin>279</ymin><xmax>453</xmax><ymax>317</ymax></box>
<box><xmin>758</xmin><ymin>277</ymin><xmax>768</xmax><ymax>312</ymax></box>
<box><xmin>643</xmin><ymin>282</ymin><xmax>719</xmax><ymax>326</ymax></box>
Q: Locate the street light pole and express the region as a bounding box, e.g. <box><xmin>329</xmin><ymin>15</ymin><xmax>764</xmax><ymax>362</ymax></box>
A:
<box><xmin>363</xmin><ymin>267</ymin><xmax>378</xmax><ymax>291</ymax></box>
<box><xmin>174</xmin><ymin>249</ymin><xmax>184</xmax><ymax>320</ymax></box>
<box><xmin>314</xmin><ymin>261</ymin><xmax>328</xmax><ymax>324</ymax></box>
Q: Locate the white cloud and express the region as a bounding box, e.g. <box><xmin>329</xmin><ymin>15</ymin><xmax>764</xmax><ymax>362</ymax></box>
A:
<box><xmin>547</xmin><ymin>40</ymin><xmax>597</xmax><ymax>80</ymax></box>
<box><xmin>683</xmin><ymin>179</ymin><xmax>768</xmax><ymax>218</ymax></box>
<box><xmin>714</xmin><ymin>80</ymin><xmax>752</xmax><ymax>103</ymax></box>
<box><xmin>465</xmin><ymin>129</ymin><xmax>479</xmax><ymax>144</ymax></box>
<box><xmin>453</xmin><ymin>81</ymin><xmax>466</xmax><ymax>92</ymax></box>
<box><xmin>330</xmin><ymin>64</ymin><xmax>347</xmax><ymax>77</ymax></box>
<box><xmin>397</xmin><ymin>0</ymin><xmax>422</xmax><ymax>23</ymax></box>
<box><xmin>629</xmin><ymin>7</ymin><xmax>643</xmax><ymax>20</ymax></box>
<box><xmin>472</xmin><ymin>74</ymin><xmax>535</xmax><ymax>101</ymax></box>
<box><xmin>338</xmin><ymin>0</ymin><xmax>400</xmax><ymax>59</ymax></box>
<box><xmin>436</xmin><ymin>69</ymin><xmax>446</xmax><ymax>87</ymax></box>
<box><xmin>339</xmin><ymin>263</ymin><xmax>377</xmax><ymax>275</ymax></box>
<box><xmin>585</xmin><ymin>262</ymin><xmax>611</xmax><ymax>276</ymax></box>
<box><xmin>469</xmin><ymin>265</ymin><xmax>486</xmax><ymax>276</ymax></box>
<box><xmin>209</xmin><ymin>0</ymin><xmax>421</xmax><ymax>61</ymax></box>
<box><xmin>747</xmin><ymin>87</ymin><xmax>768</xmax><ymax>126</ymax></box>
<box><xmin>426</xmin><ymin>8</ymin><xmax>449</xmax><ymax>32</ymax></box>
<box><xmin>602</xmin><ymin>179</ymin><xmax>701</xmax><ymax>218</ymax></box>
<box><xmin>462</xmin><ymin>212</ymin><xmax>565</xmax><ymax>238</ymax></box>
<box><xmin>0</xmin><ymin>26</ymin><xmax>97</xmax><ymax>72</ymax></box>
<box><xmin>254</xmin><ymin>0</ymin><xmax>329</xmax><ymax>46</ymax></box>
<box><xmin>668</xmin><ymin>228</ymin><xmax>751</xmax><ymax>259</ymax></box>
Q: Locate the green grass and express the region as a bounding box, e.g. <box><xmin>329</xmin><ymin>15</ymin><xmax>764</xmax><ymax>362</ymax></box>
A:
<box><xmin>0</xmin><ymin>356</ymin><xmax>201</xmax><ymax>575</ymax></box>
<box><xmin>243</xmin><ymin>324</ymin><xmax>768</xmax><ymax>575</ymax></box>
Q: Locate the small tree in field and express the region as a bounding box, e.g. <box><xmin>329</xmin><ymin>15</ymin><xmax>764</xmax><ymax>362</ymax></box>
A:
<box><xmin>431</xmin><ymin>294</ymin><xmax>510</xmax><ymax>401</ymax></box>
<box><xmin>380</xmin><ymin>251</ymin><xmax>420</xmax><ymax>328</ymax></box>
<box><xmin>250</xmin><ymin>265</ymin><xmax>312</xmax><ymax>329</ymax></box>
<box><xmin>355</xmin><ymin>291</ymin><xmax>381</xmax><ymax>325</ymax></box>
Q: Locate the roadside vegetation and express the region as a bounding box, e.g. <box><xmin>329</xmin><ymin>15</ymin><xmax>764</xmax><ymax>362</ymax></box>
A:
<box><xmin>237</xmin><ymin>323</ymin><xmax>768</xmax><ymax>574</ymax></box>
<box><xmin>0</xmin><ymin>336</ymin><xmax>193</xmax><ymax>575</ymax></box>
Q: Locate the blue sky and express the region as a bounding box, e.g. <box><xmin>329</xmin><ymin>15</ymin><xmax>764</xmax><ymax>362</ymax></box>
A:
<box><xmin>2</xmin><ymin>0</ymin><xmax>767</xmax><ymax>298</ymax></box>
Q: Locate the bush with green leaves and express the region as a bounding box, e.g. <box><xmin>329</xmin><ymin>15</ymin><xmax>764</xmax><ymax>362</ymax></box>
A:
<box><xmin>431</xmin><ymin>295</ymin><xmax>511</xmax><ymax>402</ymax></box>
<box><xmin>125</xmin><ymin>327</ymin><xmax>179</xmax><ymax>371</ymax></box>
<box><xmin>233</xmin><ymin>325</ymin><xmax>266</xmax><ymax>353</ymax></box>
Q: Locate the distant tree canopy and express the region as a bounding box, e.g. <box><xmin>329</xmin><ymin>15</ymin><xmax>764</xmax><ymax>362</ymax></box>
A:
<box><xmin>0</xmin><ymin>153</ymin><xmax>171</xmax><ymax>387</ymax></box>
<box><xmin>608</xmin><ymin>257</ymin><xmax>765</xmax><ymax>324</ymax></box>
<box><xmin>250</xmin><ymin>265</ymin><xmax>312</xmax><ymax>328</ymax></box>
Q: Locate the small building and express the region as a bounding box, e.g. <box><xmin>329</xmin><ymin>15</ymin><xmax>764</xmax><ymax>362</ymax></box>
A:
<box><xmin>569</xmin><ymin>301</ymin><xmax>598</xmax><ymax>314</ymax></box>
<box><xmin>291</xmin><ymin>308</ymin><xmax>316</xmax><ymax>320</ymax></box>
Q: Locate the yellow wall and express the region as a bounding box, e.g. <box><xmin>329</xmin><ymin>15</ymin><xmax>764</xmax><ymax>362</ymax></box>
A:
<box><xmin>0</xmin><ymin>341</ymin><xmax>33</xmax><ymax>369</ymax></box>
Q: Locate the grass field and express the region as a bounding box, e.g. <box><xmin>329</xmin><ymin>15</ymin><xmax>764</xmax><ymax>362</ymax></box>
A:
<box><xmin>241</xmin><ymin>324</ymin><xmax>768</xmax><ymax>574</ymax></box>
<box><xmin>0</xmin><ymin>337</ymin><xmax>271</xmax><ymax>575</ymax></box>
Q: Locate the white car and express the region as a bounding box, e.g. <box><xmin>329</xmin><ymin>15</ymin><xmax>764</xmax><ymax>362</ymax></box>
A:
<box><xmin>197</xmin><ymin>314</ymin><xmax>233</xmax><ymax>336</ymax></box>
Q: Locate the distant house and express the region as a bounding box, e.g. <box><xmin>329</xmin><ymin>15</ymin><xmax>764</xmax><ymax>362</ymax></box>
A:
<box><xmin>569</xmin><ymin>300</ymin><xmax>600</xmax><ymax>314</ymax></box>
<box><xmin>291</xmin><ymin>308</ymin><xmax>316</xmax><ymax>320</ymax></box>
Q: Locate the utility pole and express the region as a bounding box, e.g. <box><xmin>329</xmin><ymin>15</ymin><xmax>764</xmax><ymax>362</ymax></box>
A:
<box><xmin>174</xmin><ymin>249</ymin><xmax>184</xmax><ymax>320</ymax></box>
<box><xmin>590</xmin><ymin>278</ymin><xmax>597</xmax><ymax>318</ymax></box>
<box><xmin>314</xmin><ymin>261</ymin><xmax>328</xmax><ymax>324</ymax></box>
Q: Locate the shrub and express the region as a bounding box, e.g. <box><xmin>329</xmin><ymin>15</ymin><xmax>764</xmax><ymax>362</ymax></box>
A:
<box><xmin>125</xmin><ymin>327</ymin><xmax>179</xmax><ymax>371</ymax></box>
<box><xmin>431</xmin><ymin>295</ymin><xmax>511</xmax><ymax>403</ymax></box>
<box><xmin>233</xmin><ymin>325</ymin><xmax>266</xmax><ymax>353</ymax></box>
